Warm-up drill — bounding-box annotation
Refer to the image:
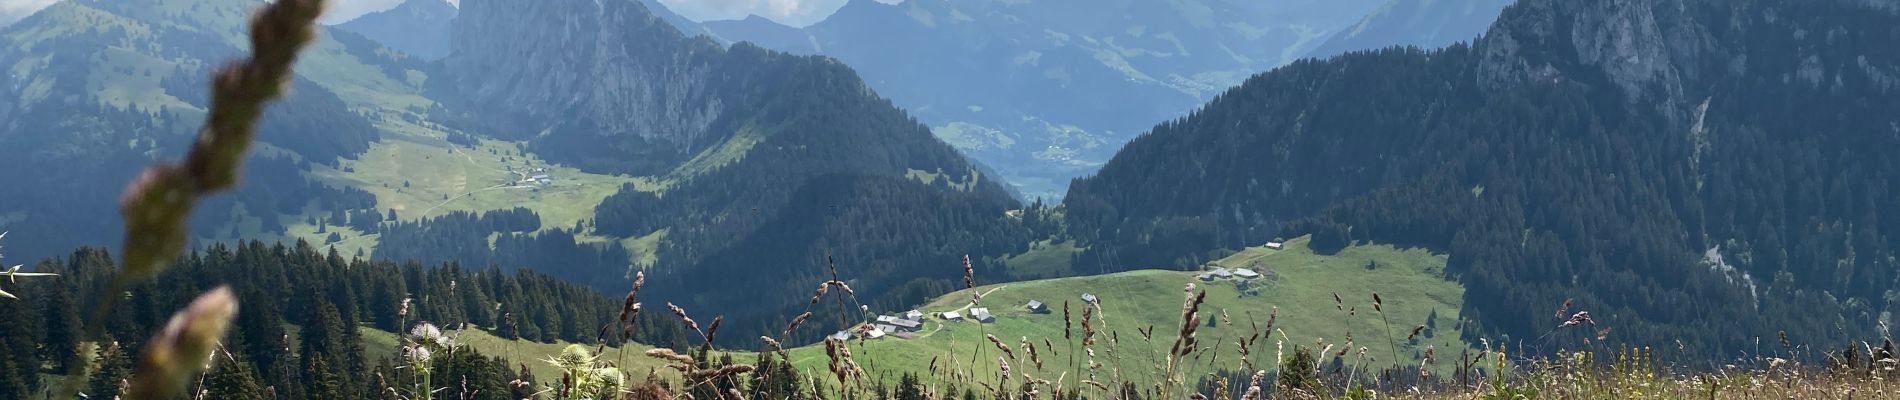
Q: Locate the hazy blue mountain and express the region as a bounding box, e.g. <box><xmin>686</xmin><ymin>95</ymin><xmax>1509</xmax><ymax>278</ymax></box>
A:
<box><xmin>710</xmin><ymin>0</ymin><xmax>1387</xmax><ymax>199</ymax></box>
<box><xmin>1303</xmin><ymin>0</ymin><xmax>1514</xmax><ymax>59</ymax></box>
<box><xmin>334</xmin><ymin>0</ymin><xmax>458</xmax><ymax>60</ymax></box>
<box><xmin>639</xmin><ymin>0</ymin><xmax>720</xmax><ymax>38</ymax></box>
<box><xmin>702</xmin><ymin>15</ymin><xmax>817</xmax><ymax>54</ymax></box>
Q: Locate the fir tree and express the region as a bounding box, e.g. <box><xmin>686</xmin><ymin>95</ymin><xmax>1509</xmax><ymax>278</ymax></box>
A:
<box><xmin>203</xmin><ymin>356</ymin><xmax>272</xmax><ymax>400</ymax></box>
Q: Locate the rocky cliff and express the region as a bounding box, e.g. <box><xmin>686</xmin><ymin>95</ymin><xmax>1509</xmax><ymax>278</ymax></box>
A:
<box><xmin>437</xmin><ymin>0</ymin><xmax>725</xmax><ymax>171</ymax></box>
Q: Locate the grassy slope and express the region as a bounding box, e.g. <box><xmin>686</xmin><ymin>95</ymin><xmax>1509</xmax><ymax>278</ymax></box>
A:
<box><xmin>777</xmin><ymin>236</ymin><xmax>1472</xmax><ymax>386</ymax></box>
<box><xmin>355</xmin><ymin>324</ymin><xmax>675</xmax><ymax>383</ymax></box>
<box><xmin>1001</xmin><ymin>239</ymin><xmax>1084</xmax><ymax>279</ymax></box>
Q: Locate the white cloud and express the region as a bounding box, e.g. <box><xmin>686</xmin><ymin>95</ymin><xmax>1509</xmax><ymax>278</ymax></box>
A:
<box><xmin>0</xmin><ymin>0</ymin><xmax>61</xmax><ymax>27</ymax></box>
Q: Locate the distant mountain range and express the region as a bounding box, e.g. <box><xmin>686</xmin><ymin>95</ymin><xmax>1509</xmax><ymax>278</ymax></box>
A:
<box><xmin>702</xmin><ymin>0</ymin><xmax>1391</xmax><ymax>199</ymax></box>
<box><xmin>1304</xmin><ymin>0</ymin><xmax>1514</xmax><ymax>58</ymax></box>
<box><xmin>327</xmin><ymin>0</ymin><xmax>1514</xmax><ymax>200</ymax></box>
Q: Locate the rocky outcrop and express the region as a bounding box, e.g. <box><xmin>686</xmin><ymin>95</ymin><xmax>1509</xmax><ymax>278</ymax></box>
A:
<box><xmin>438</xmin><ymin>0</ymin><xmax>724</xmax><ymax>165</ymax></box>
<box><xmin>1477</xmin><ymin>0</ymin><xmax>1723</xmax><ymax>126</ymax></box>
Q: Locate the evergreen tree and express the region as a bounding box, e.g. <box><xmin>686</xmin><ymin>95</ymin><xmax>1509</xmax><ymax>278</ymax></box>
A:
<box><xmin>894</xmin><ymin>373</ymin><xmax>926</xmax><ymax>400</ymax></box>
<box><xmin>37</xmin><ymin>268</ymin><xmax>81</xmax><ymax>374</ymax></box>
<box><xmin>88</xmin><ymin>338</ymin><xmax>134</xmax><ymax>399</ymax></box>
<box><xmin>300</xmin><ymin>301</ymin><xmax>352</xmax><ymax>397</ymax></box>
<box><xmin>203</xmin><ymin>356</ymin><xmax>272</xmax><ymax>400</ymax></box>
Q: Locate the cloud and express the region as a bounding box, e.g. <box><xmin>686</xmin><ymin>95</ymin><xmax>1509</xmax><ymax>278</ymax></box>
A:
<box><xmin>0</xmin><ymin>0</ymin><xmax>60</xmax><ymax>27</ymax></box>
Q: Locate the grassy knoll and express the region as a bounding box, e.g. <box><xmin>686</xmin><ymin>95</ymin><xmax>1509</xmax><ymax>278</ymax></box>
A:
<box><xmin>780</xmin><ymin>235</ymin><xmax>1471</xmax><ymax>387</ymax></box>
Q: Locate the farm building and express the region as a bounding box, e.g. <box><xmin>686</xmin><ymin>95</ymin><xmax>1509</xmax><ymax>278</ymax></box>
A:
<box><xmin>1081</xmin><ymin>293</ymin><xmax>1099</xmax><ymax>304</ymax></box>
<box><xmin>970</xmin><ymin>308</ymin><xmax>996</xmax><ymax>323</ymax></box>
<box><xmin>904</xmin><ymin>310</ymin><xmax>925</xmax><ymax>321</ymax></box>
<box><xmin>887</xmin><ymin>319</ymin><xmax>922</xmax><ymax>331</ymax></box>
<box><xmin>1233</xmin><ymin>269</ymin><xmax>1261</xmax><ymax>279</ymax></box>
<box><xmin>940</xmin><ymin>311</ymin><xmax>964</xmax><ymax>321</ymax></box>
<box><xmin>829</xmin><ymin>331</ymin><xmax>852</xmax><ymax>341</ymax></box>
<box><xmin>1025</xmin><ymin>300</ymin><xmax>1049</xmax><ymax>313</ymax></box>
<box><xmin>1266</xmin><ymin>242</ymin><xmax>1285</xmax><ymax>250</ymax></box>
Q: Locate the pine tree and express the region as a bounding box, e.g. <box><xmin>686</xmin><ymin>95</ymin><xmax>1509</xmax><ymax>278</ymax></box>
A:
<box><xmin>88</xmin><ymin>338</ymin><xmax>134</xmax><ymax>399</ymax></box>
<box><xmin>894</xmin><ymin>373</ymin><xmax>926</xmax><ymax>400</ymax></box>
<box><xmin>203</xmin><ymin>357</ymin><xmax>272</xmax><ymax>400</ymax></box>
<box><xmin>38</xmin><ymin>274</ymin><xmax>82</xmax><ymax>374</ymax></box>
<box><xmin>300</xmin><ymin>301</ymin><xmax>351</xmax><ymax>397</ymax></box>
<box><xmin>0</xmin><ymin>282</ymin><xmax>42</xmax><ymax>399</ymax></box>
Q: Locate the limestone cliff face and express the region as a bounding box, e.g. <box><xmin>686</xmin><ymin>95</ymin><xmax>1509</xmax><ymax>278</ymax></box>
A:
<box><xmin>1477</xmin><ymin>0</ymin><xmax>1708</xmax><ymax>113</ymax></box>
<box><xmin>439</xmin><ymin>0</ymin><xmax>725</xmax><ymax>165</ymax></box>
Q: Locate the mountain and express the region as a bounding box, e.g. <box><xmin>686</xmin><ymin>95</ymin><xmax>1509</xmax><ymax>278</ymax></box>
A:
<box><xmin>640</xmin><ymin>0</ymin><xmax>718</xmax><ymax>39</ymax></box>
<box><xmin>0</xmin><ymin>0</ymin><xmax>410</xmax><ymax>263</ymax></box>
<box><xmin>1303</xmin><ymin>0</ymin><xmax>1513</xmax><ymax>59</ymax></box>
<box><xmin>709</xmin><ymin>0</ymin><xmax>1387</xmax><ymax>199</ymax></box>
<box><xmin>1065</xmin><ymin>0</ymin><xmax>1900</xmax><ymax>355</ymax></box>
<box><xmin>701</xmin><ymin>15</ymin><xmax>816</xmax><ymax>54</ymax></box>
<box><xmin>333</xmin><ymin>0</ymin><xmax>458</xmax><ymax>60</ymax></box>
<box><xmin>429</xmin><ymin>0</ymin><xmax>1033</xmax><ymax>345</ymax></box>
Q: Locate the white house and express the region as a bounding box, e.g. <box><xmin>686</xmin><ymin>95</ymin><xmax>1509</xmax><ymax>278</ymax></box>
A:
<box><xmin>1265</xmin><ymin>242</ymin><xmax>1285</xmax><ymax>250</ymax></box>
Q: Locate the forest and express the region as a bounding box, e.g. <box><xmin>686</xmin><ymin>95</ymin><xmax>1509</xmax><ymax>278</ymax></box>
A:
<box><xmin>1064</xmin><ymin>0</ymin><xmax>1900</xmax><ymax>357</ymax></box>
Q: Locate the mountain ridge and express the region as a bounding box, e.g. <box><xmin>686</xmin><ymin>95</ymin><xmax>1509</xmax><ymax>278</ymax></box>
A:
<box><xmin>1066</xmin><ymin>0</ymin><xmax>1900</xmax><ymax>354</ymax></box>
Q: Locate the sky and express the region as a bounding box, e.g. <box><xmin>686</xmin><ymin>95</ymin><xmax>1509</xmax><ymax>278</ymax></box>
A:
<box><xmin>0</xmin><ymin>0</ymin><xmax>59</xmax><ymax>27</ymax></box>
<box><xmin>0</xmin><ymin>0</ymin><xmax>890</xmax><ymax>28</ymax></box>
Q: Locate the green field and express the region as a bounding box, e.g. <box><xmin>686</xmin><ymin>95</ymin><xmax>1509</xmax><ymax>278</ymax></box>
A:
<box><xmin>1001</xmin><ymin>239</ymin><xmax>1084</xmax><ymax>279</ymax></box>
<box><xmin>778</xmin><ymin>236</ymin><xmax>1472</xmax><ymax>387</ymax></box>
<box><xmin>361</xmin><ymin>235</ymin><xmax>1472</xmax><ymax>391</ymax></box>
<box><xmin>354</xmin><ymin>324</ymin><xmax>676</xmax><ymax>383</ymax></box>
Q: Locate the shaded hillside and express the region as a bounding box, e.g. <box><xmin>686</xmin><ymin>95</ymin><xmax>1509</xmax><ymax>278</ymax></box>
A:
<box><xmin>1066</xmin><ymin>0</ymin><xmax>1900</xmax><ymax>355</ymax></box>
<box><xmin>0</xmin><ymin>0</ymin><xmax>392</xmax><ymax>262</ymax></box>
<box><xmin>431</xmin><ymin>0</ymin><xmax>1031</xmax><ymax>345</ymax></box>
